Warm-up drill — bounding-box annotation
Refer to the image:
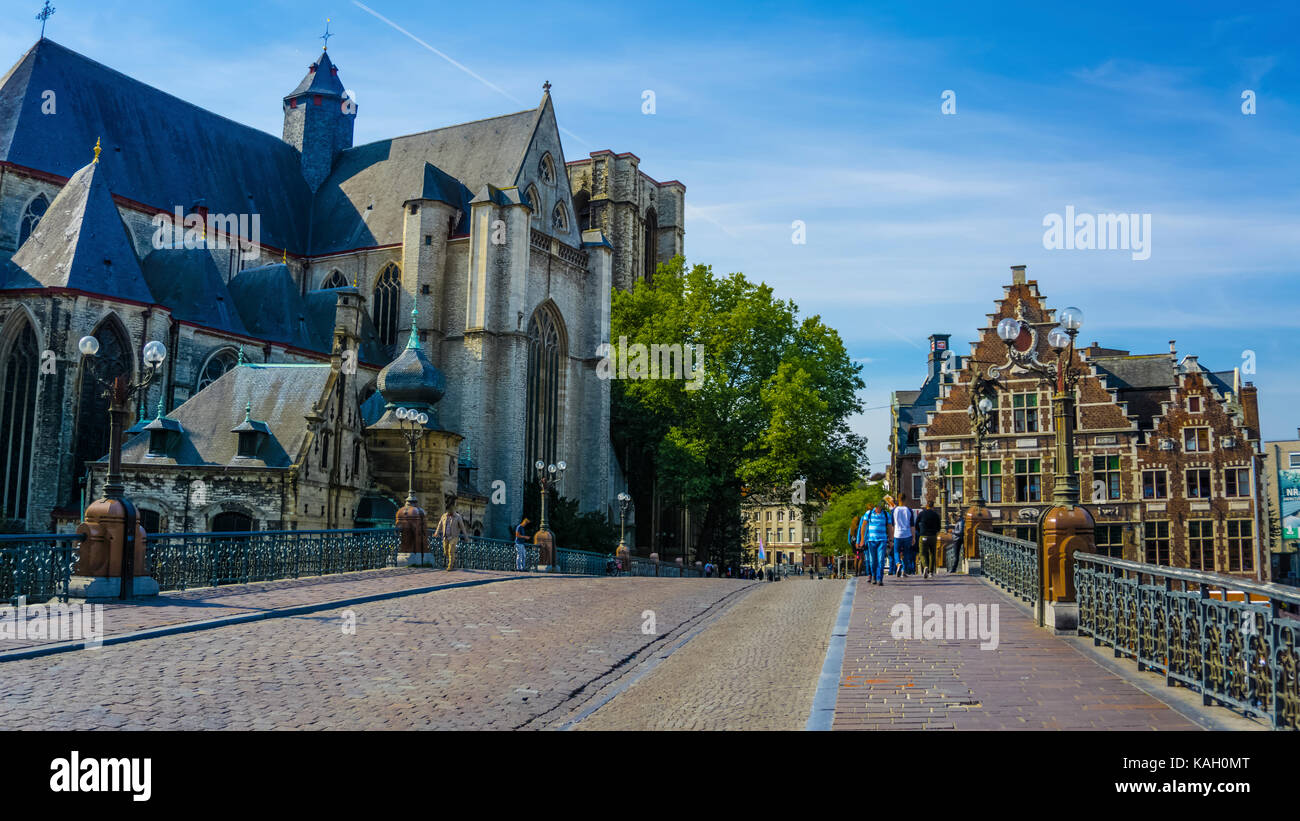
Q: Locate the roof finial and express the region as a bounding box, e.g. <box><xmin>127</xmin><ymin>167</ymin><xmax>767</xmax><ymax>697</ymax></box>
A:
<box><xmin>406</xmin><ymin>304</ymin><xmax>421</xmax><ymax>349</ymax></box>
<box><xmin>156</xmin><ymin>395</ymin><xmax>165</xmax><ymax>420</ymax></box>
<box><xmin>36</xmin><ymin>2</ymin><xmax>55</xmax><ymax>39</ymax></box>
<box><xmin>543</xmin><ymin>80</ymin><xmax>552</xmax><ymax>94</ymax></box>
<box><xmin>237</xmin><ymin>346</ymin><xmax>246</xmax><ymax>366</ymax></box>
<box><xmin>281</xmin><ymin>249</ymin><xmax>287</xmax><ymax>265</ymax></box>
<box><xmin>244</xmin><ymin>402</ymin><xmax>252</xmax><ymax>422</ymax></box>
<box><xmin>321</xmin><ymin>18</ymin><xmax>332</xmax><ymax>51</ymax></box>
<box><xmin>92</xmin><ymin>137</ymin><xmax>101</xmax><ymax>164</ymax></box>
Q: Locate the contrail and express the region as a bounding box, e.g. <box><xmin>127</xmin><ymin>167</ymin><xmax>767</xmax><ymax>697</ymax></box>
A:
<box><xmin>352</xmin><ymin>1</ymin><xmax>521</xmax><ymax>103</ymax></box>
<box><xmin>352</xmin><ymin>1</ymin><xmax>590</xmax><ymax>146</ymax></box>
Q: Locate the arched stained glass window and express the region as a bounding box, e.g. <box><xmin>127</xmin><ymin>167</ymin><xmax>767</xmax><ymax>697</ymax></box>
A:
<box><xmin>0</xmin><ymin>320</ymin><xmax>39</xmax><ymax>521</ymax></box>
<box><xmin>373</xmin><ymin>263</ymin><xmax>401</xmax><ymax>352</ymax></box>
<box><xmin>539</xmin><ymin>153</ymin><xmax>556</xmax><ymax>186</ymax></box>
<box><xmin>18</xmin><ymin>194</ymin><xmax>48</xmax><ymax>248</ymax></box>
<box><xmin>524</xmin><ymin>304</ymin><xmax>566</xmax><ymax>474</ymax></box>
<box><xmin>322</xmin><ymin>270</ymin><xmax>347</xmax><ymax>289</ymax></box>
<box><xmin>73</xmin><ymin>318</ymin><xmax>131</xmax><ymax>507</ymax></box>
<box><xmin>196</xmin><ymin>348</ymin><xmax>239</xmax><ymax>392</ymax></box>
<box><xmin>526</xmin><ymin>185</ymin><xmax>542</xmax><ymax>224</ymax></box>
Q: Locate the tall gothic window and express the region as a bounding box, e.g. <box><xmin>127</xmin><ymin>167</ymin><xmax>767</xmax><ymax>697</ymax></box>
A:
<box><xmin>539</xmin><ymin>153</ymin><xmax>556</xmax><ymax>186</ymax></box>
<box><xmin>0</xmin><ymin>320</ymin><xmax>39</xmax><ymax>521</ymax></box>
<box><xmin>525</xmin><ymin>304</ymin><xmax>565</xmax><ymax>474</ymax></box>
<box><xmin>18</xmin><ymin>194</ymin><xmax>48</xmax><ymax>247</ymax></box>
<box><xmin>373</xmin><ymin>263</ymin><xmax>401</xmax><ymax>352</ymax></box>
<box><xmin>196</xmin><ymin>348</ymin><xmax>239</xmax><ymax>392</ymax></box>
<box><xmin>643</xmin><ymin>208</ymin><xmax>659</xmax><ymax>282</ymax></box>
<box><xmin>552</xmin><ymin>202</ymin><xmax>569</xmax><ymax>233</ymax></box>
<box><xmin>322</xmin><ymin>270</ymin><xmax>347</xmax><ymax>289</ymax></box>
<box><xmin>73</xmin><ymin>319</ymin><xmax>131</xmax><ymax>507</ymax></box>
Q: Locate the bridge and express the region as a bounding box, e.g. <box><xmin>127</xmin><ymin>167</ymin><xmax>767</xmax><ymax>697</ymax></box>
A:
<box><xmin>0</xmin><ymin>527</ymin><xmax>1295</xmax><ymax>732</ymax></box>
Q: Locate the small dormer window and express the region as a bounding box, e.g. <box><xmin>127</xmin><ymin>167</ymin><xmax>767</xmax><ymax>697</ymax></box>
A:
<box><xmin>237</xmin><ymin>431</ymin><xmax>259</xmax><ymax>459</ymax></box>
<box><xmin>231</xmin><ymin>403</ymin><xmax>271</xmax><ymax>460</ymax></box>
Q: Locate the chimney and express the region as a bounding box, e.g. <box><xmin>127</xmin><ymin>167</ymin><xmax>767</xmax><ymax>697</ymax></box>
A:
<box><xmin>1169</xmin><ymin>340</ymin><xmax>1176</xmax><ymax>356</ymax></box>
<box><xmin>1011</xmin><ymin>265</ymin><xmax>1026</xmax><ymax>285</ymax></box>
<box><xmin>927</xmin><ymin>333</ymin><xmax>952</xmax><ymax>381</ymax></box>
<box><xmin>1239</xmin><ymin>383</ymin><xmax>1259</xmax><ymax>441</ymax></box>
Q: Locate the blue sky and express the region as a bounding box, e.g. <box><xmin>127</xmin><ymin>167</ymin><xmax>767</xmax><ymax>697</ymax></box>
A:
<box><xmin>4</xmin><ymin>0</ymin><xmax>1297</xmax><ymax>470</ymax></box>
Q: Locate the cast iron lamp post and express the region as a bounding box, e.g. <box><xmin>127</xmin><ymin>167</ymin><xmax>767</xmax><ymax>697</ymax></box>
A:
<box><xmin>616</xmin><ymin>492</ymin><xmax>632</xmax><ymax>550</ymax></box>
<box><xmin>534</xmin><ymin>459</ymin><xmax>566</xmax><ymax>533</ymax></box>
<box><xmin>966</xmin><ymin>305</ymin><xmax>1092</xmax><ymax>617</ymax></box>
<box><xmin>78</xmin><ymin>336</ymin><xmax>167</xmax><ymax>501</ymax></box>
<box><xmin>917</xmin><ymin>456</ymin><xmax>951</xmax><ymax>524</ymax></box>
<box><xmin>78</xmin><ymin>335</ymin><xmax>167</xmax><ymax>599</ymax></box>
<box><xmin>394</xmin><ymin>407</ymin><xmax>429</xmax><ymax>505</ymax></box>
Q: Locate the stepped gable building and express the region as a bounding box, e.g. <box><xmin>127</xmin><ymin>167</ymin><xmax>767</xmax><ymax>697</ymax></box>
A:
<box><xmin>0</xmin><ymin>37</ymin><xmax>684</xmax><ymax>535</ymax></box>
<box><xmin>893</xmin><ymin>266</ymin><xmax>1265</xmax><ymax>579</ymax></box>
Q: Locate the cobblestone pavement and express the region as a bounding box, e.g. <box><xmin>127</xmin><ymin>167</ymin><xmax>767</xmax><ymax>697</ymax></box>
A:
<box><xmin>0</xmin><ymin>567</ymin><xmax>517</xmax><ymax>653</ymax></box>
<box><xmin>0</xmin><ymin>577</ymin><xmax>754</xmax><ymax>730</ymax></box>
<box><xmin>574</xmin><ymin>577</ymin><xmax>844</xmax><ymax>730</ymax></box>
<box><xmin>832</xmin><ymin>574</ymin><xmax>1200</xmax><ymax>730</ymax></box>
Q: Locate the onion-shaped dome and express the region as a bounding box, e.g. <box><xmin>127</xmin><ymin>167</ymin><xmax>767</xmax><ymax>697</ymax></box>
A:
<box><xmin>376</xmin><ymin>305</ymin><xmax>445</xmax><ymax>414</ymax></box>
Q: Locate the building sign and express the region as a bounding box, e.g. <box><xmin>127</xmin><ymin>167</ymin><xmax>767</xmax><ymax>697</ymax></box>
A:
<box><xmin>1280</xmin><ymin>470</ymin><xmax>1300</xmax><ymax>540</ymax></box>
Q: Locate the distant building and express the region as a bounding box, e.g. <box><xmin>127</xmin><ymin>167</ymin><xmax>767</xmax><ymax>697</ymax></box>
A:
<box><xmin>741</xmin><ymin>493</ymin><xmax>822</xmax><ymax>569</ymax></box>
<box><xmin>1262</xmin><ymin>431</ymin><xmax>1300</xmax><ymax>586</ymax></box>
<box><xmin>890</xmin><ymin>266</ymin><xmax>1265</xmax><ymax>579</ymax></box>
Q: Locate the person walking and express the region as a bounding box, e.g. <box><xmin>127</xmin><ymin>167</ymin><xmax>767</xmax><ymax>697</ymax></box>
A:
<box><xmin>892</xmin><ymin>494</ymin><xmax>917</xmax><ymax>576</ymax></box>
<box><xmin>434</xmin><ymin>495</ymin><xmax>469</xmax><ymax>571</ymax></box>
<box><xmin>514</xmin><ymin>517</ymin><xmax>531</xmax><ymax>571</ymax></box>
<box><xmin>864</xmin><ymin>501</ymin><xmax>890</xmax><ymax>586</ymax></box>
<box><xmin>916</xmin><ymin>500</ymin><xmax>941</xmax><ymax>579</ymax></box>
<box><xmin>947</xmin><ymin>513</ymin><xmax>965</xmax><ymax>574</ymax></box>
<box><xmin>855</xmin><ymin>507</ymin><xmax>872</xmax><ymax>580</ymax></box>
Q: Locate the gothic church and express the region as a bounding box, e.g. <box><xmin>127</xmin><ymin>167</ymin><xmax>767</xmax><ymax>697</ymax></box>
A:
<box><xmin>0</xmin><ymin>37</ymin><xmax>684</xmax><ymax>537</ymax></box>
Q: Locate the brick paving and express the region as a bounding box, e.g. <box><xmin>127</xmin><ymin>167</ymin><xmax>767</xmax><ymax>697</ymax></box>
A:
<box><xmin>0</xmin><ymin>577</ymin><xmax>753</xmax><ymax>730</ymax></box>
<box><xmin>832</xmin><ymin>574</ymin><xmax>1200</xmax><ymax>730</ymax></box>
<box><xmin>0</xmin><ymin>566</ymin><xmax>510</xmax><ymax>653</ymax></box>
<box><xmin>575</xmin><ymin>577</ymin><xmax>844</xmax><ymax>730</ymax></box>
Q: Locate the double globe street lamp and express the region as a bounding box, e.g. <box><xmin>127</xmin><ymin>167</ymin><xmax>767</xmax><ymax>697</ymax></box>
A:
<box><xmin>394</xmin><ymin>407</ymin><xmax>430</xmax><ymax>506</ymax></box>
<box><xmin>78</xmin><ymin>334</ymin><xmax>167</xmax><ymax>599</ymax></box>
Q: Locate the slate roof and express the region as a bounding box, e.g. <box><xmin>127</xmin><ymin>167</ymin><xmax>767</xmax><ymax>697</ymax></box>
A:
<box><xmin>286</xmin><ymin>50</ymin><xmax>345</xmax><ymax>98</ymax></box>
<box><xmin>0</xmin><ymin>39</ymin><xmax>311</xmax><ymax>252</ymax></box>
<box><xmin>140</xmin><ymin>247</ymin><xmax>247</xmax><ymax>335</ymax></box>
<box><xmin>3</xmin><ymin>157</ymin><xmax>155</xmax><ymax>303</ymax></box>
<box><xmin>1089</xmin><ymin>354</ymin><xmax>1176</xmax><ymax>390</ymax></box>
<box><xmin>227</xmin><ymin>263</ymin><xmax>316</xmax><ymax>350</ymax></box>
<box><xmin>309</xmin><ymin>107</ymin><xmax>540</xmax><ymax>254</ymax></box>
<box><xmin>117</xmin><ymin>363</ymin><xmax>331</xmax><ymax>468</ymax></box>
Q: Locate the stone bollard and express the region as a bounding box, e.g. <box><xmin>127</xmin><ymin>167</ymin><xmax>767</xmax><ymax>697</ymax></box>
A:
<box><xmin>395</xmin><ymin>502</ymin><xmax>429</xmax><ymax>566</ymax></box>
<box><xmin>69</xmin><ymin>497</ymin><xmax>157</xmax><ymax>599</ymax></box>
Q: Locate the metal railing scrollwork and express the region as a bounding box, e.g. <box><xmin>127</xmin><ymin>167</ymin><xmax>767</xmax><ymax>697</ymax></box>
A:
<box><xmin>979</xmin><ymin>530</ymin><xmax>1040</xmax><ymax>606</ymax></box>
<box><xmin>0</xmin><ymin>534</ymin><xmax>84</xmax><ymax>605</ymax></box>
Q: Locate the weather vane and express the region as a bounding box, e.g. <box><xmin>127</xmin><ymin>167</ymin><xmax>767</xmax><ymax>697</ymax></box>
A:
<box><xmin>36</xmin><ymin>2</ymin><xmax>55</xmax><ymax>38</ymax></box>
<box><xmin>321</xmin><ymin>18</ymin><xmax>332</xmax><ymax>51</ymax></box>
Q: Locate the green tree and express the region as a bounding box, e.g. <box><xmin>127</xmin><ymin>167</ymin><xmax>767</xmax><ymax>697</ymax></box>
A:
<box><xmin>612</xmin><ymin>257</ymin><xmax>867</xmax><ymax>568</ymax></box>
<box><xmin>814</xmin><ymin>483</ymin><xmax>887</xmax><ymax>561</ymax></box>
<box><xmin>522</xmin><ymin>479</ymin><xmax>620</xmax><ymax>554</ymax></box>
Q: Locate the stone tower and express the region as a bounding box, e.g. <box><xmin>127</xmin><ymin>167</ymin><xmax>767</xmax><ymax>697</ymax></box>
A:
<box><xmin>281</xmin><ymin>49</ymin><xmax>355</xmax><ymax>192</ymax></box>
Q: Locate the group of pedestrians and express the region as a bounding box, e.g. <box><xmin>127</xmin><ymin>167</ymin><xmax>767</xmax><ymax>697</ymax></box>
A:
<box><xmin>848</xmin><ymin>494</ymin><xmax>954</xmax><ymax>585</ymax></box>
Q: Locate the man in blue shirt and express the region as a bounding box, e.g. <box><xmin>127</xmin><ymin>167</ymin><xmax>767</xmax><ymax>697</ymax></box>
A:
<box><xmin>863</xmin><ymin>502</ymin><xmax>890</xmax><ymax>585</ymax></box>
<box><xmin>515</xmin><ymin>517</ymin><xmax>531</xmax><ymax>571</ymax></box>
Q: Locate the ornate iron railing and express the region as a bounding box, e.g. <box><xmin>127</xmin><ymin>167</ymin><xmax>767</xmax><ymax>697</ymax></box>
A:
<box><xmin>979</xmin><ymin>530</ymin><xmax>1040</xmax><ymax>605</ymax></box>
<box><xmin>0</xmin><ymin>533</ymin><xmax>83</xmax><ymax>605</ymax></box>
<box><xmin>1076</xmin><ymin>552</ymin><xmax>1300</xmax><ymax>730</ymax></box>
<box><xmin>555</xmin><ymin>546</ymin><xmax>612</xmax><ymax>576</ymax></box>
<box><xmin>432</xmin><ymin>535</ymin><xmax>539</xmax><ymax>572</ymax></box>
<box><xmin>145</xmin><ymin>528</ymin><xmax>400</xmax><ymax>592</ymax></box>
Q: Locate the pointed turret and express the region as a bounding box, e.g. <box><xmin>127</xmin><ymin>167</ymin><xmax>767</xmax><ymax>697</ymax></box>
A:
<box><xmin>282</xmin><ymin>49</ymin><xmax>355</xmax><ymax>192</ymax></box>
<box><xmin>7</xmin><ymin>145</ymin><xmax>154</xmax><ymax>304</ymax></box>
